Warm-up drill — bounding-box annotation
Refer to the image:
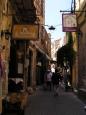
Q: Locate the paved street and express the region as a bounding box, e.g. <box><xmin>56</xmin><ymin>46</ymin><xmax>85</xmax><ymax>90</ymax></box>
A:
<box><xmin>25</xmin><ymin>86</ymin><xmax>86</xmax><ymax>115</ymax></box>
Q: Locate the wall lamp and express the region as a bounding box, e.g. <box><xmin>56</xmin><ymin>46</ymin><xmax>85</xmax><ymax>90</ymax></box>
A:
<box><xmin>44</xmin><ymin>24</ymin><xmax>62</xmax><ymax>30</ymax></box>
<box><xmin>1</xmin><ymin>29</ymin><xmax>11</xmax><ymax>40</ymax></box>
<box><xmin>40</xmin><ymin>24</ymin><xmax>56</xmax><ymax>30</ymax></box>
<box><xmin>44</xmin><ymin>25</ymin><xmax>56</xmax><ymax>30</ymax></box>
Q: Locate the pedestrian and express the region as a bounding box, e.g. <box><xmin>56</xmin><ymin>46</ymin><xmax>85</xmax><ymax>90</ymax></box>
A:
<box><xmin>46</xmin><ymin>69</ymin><xmax>52</xmax><ymax>91</ymax></box>
<box><xmin>43</xmin><ymin>71</ymin><xmax>48</xmax><ymax>90</ymax></box>
<box><xmin>52</xmin><ymin>68</ymin><xmax>60</xmax><ymax>96</ymax></box>
<box><xmin>63</xmin><ymin>67</ymin><xmax>68</xmax><ymax>91</ymax></box>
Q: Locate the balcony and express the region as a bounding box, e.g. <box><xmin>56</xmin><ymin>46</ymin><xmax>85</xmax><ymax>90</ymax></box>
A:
<box><xmin>9</xmin><ymin>0</ymin><xmax>37</xmax><ymax>23</ymax></box>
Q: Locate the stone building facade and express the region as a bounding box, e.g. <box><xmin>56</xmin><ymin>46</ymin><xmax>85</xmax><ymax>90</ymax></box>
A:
<box><xmin>0</xmin><ymin>0</ymin><xmax>51</xmax><ymax>113</ymax></box>
<box><xmin>0</xmin><ymin>0</ymin><xmax>13</xmax><ymax>112</ymax></box>
<box><xmin>77</xmin><ymin>1</ymin><xmax>86</xmax><ymax>91</ymax></box>
<box><xmin>71</xmin><ymin>0</ymin><xmax>86</xmax><ymax>94</ymax></box>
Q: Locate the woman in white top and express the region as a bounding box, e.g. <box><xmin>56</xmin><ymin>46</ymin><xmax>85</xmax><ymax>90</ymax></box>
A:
<box><xmin>46</xmin><ymin>70</ymin><xmax>52</xmax><ymax>91</ymax></box>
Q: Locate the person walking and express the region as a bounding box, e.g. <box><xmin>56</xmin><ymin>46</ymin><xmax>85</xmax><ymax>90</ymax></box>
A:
<box><xmin>46</xmin><ymin>69</ymin><xmax>52</xmax><ymax>91</ymax></box>
<box><xmin>52</xmin><ymin>68</ymin><xmax>60</xmax><ymax>96</ymax></box>
<box><xmin>63</xmin><ymin>67</ymin><xmax>68</xmax><ymax>91</ymax></box>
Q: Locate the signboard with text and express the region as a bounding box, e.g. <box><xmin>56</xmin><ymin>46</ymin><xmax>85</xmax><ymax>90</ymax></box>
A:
<box><xmin>12</xmin><ymin>24</ymin><xmax>39</xmax><ymax>40</ymax></box>
<box><xmin>62</xmin><ymin>13</ymin><xmax>77</xmax><ymax>32</ymax></box>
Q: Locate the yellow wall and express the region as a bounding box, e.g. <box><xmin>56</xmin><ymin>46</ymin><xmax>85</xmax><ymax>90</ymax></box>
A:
<box><xmin>0</xmin><ymin>0</ymin><xmax>12</xmax><ymax>113</ymax></box>
<box><xmin>72</xmin><ymin>32</ymin><xmax>78</xmax><ymax>89</ymax></box>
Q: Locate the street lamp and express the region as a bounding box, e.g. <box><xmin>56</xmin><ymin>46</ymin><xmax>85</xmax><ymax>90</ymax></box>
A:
<box><xmin>48</xmin><ymin>25</ymin><xmax>56</xmax><ymax>30</ymax></box>
<box><xmin>40</xmin><ymin>24</ymin><xmax>56</xmax><ymax>30</ymax></box>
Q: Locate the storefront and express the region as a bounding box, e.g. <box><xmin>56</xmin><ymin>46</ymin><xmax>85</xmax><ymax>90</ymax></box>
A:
<box><xmin>36</xmin><ymin>48</ymin><xmax>51</xmax><ymax>85</ymax></box>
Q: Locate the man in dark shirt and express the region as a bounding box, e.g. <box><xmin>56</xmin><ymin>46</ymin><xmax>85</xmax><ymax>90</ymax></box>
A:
<box><xmin>52</xmin><ymin>68</ymin><xmax>60</xmax><ymax>96</ymax></box>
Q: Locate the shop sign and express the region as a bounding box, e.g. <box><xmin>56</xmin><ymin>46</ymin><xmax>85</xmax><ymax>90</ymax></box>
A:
<box><xmin>62</xmin><ymin>13</ymin><xmax>77</xmax><ymax>32</ymax></box>
<box><xmin>12</xmin><ymin>24</ymin><xmax>39</xmax><ymax>40</ymax></box>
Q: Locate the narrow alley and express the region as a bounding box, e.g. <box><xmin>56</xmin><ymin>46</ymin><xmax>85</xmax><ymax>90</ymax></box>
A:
<box><xmin>25</xmin><ymin>85</ymin><xmax>86</xmax><ymax>115</ymax></box>
<box><xmin>0</xmin><ymin>0</ymin><xmax>86</xmax><ymax>115</ymax></box>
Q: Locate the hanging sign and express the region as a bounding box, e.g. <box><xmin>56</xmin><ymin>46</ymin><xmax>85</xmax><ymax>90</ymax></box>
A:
<box><xmin>62</xmin><ymin>13</ymin><xmax>77</xmax><ymax>32</ymax></box>
<box><xmin>12</xmin><ymin>24</ymin><xmax>39</xmax><ymax>40</ymax></box>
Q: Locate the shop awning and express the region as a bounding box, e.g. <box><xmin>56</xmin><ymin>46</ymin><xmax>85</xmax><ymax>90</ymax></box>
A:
<box><xmin>35</xmin><ymin>44</ymin><xmax>51</xmax><ymax>61</ymax></box>
<box><xmin>45</xmin><ymin>54</ymin><xmax>52</xmax><ymax>60</ymax></box>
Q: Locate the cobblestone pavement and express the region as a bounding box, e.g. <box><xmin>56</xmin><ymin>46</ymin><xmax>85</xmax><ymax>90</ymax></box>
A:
<box><xmin>25</xmin><ymin>86</ymin><xmax>86</xmax><ymax>115</ymax></box>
